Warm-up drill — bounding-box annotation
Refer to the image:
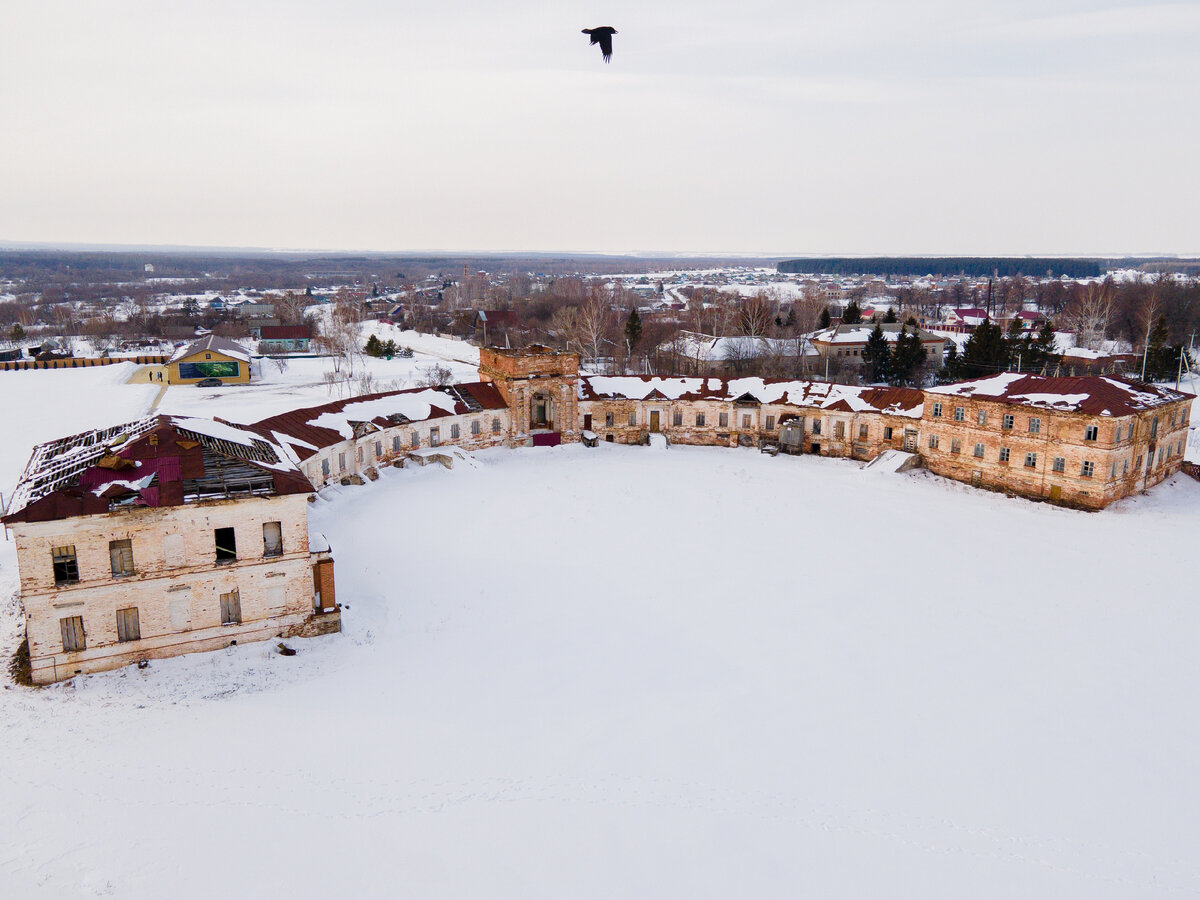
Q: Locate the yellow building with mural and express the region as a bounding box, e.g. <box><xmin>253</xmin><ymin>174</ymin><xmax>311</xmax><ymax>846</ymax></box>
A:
<box><xmin>167</xmin><ymin>335</ymin><xmax>253</xmax><ymax>385</ymax></box>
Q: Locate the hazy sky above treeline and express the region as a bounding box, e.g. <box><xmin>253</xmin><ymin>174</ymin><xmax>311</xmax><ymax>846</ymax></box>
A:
<box><xmin>3</xmin><ymin>1</ymin><xmax>1198</xmax><ymax>256</ymax></box>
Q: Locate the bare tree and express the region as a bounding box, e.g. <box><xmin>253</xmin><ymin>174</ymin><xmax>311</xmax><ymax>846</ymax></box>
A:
<box><xmin>415</xmin><ymin>363</ymin><xmax>454</xmax><ymax>388</ymax></box>
<box><xmin>1065</xmin><ymin>282</ymin><xmax>1115</xmax><ymax>350</ymax></box>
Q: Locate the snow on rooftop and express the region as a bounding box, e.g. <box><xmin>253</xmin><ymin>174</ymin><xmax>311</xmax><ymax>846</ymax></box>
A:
<box><xmin>307</xmin><ymin>389</ymin><xmax>462</xmax><ymax>439</ymax></box>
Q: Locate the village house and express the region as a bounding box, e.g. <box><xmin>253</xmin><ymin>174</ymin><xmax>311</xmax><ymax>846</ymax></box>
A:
<box><xmin>167</xmin><ymin>334</ymin><xmax>253</xmax><ymax>385</ymax></box>
<box><xmin>921</xmin><ymin>373</ymin><xmax>1192</xmax><ymax>509</ymax></box>
<box><xmin>257</xmin><ymin>325</ymin><xmax>312</xmax><ymax>354</ymax></box>
<box><xmin>2</xmin><ymin>415</ymin><xmax>339</xmax><ymax>684</ymax></box>
<box><xmin>659</xmin><ymin>331</ymin><xmax>807</xmax><ymax>375</ymax></box>
<box><xmin>808</xmin><ymin>323</ymin><xmax>948</xmax><ymax>368</ymax></box>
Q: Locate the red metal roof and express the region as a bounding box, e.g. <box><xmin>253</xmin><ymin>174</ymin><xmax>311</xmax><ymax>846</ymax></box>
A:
<box><xmin>927</xmin><ymin>373</ymin><xmax>1193</xmax><ymax>416</ymax></box>
<box><xmin>260</xmin><ymin>326</ymin><xmax>311</xmax><ymax>340</ymax></box>
<box><xmin>245</xmin><ymin>381</ymin><xmax>507</xmax><ymax>460</ymax></box>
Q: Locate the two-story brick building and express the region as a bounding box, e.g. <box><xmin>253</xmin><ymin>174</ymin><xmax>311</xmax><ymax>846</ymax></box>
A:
<box><xmin>2</xmin><ymin>415</ymin><xmax>339</xmax><ymax>684</ymax></box>
<box><xmin>921</xmin><ymin>373</ymin><xmax>1192</xmax><ymax>509</ymax></box>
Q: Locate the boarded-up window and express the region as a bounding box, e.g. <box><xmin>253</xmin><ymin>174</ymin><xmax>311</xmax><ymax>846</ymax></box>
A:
<box><xmin>451</xmin><ymin>423</ymin><xmax>460</xmax><ymax>439</ymax></box>
<box><xmin>52</xmin><ymin>545</ymin><xmax>79</xmax><ymax>585</ymax></box>
<box><xmin>263</xmin><ymin>521</ymin><xmax>283</xmax><ymax>557</ymax></box>
<box><xmin>393</xmin><ymin>436</ymin><xmax>401</xmax><ymax>451</ymax></box>
<box><xmin>858</xmin><ymin>424</ymin><xmax>868</xmax><ymax>440</ymax></box>
<box><xmin>220</xmin><ymin>589</ymin><xmax>242</xmax><ymax>625</ymax></box>
<box><xmin>214</xmin><ymin>527</ymin><xmax>237</xmax><ymax>563</ymax></box>
<box><xmin>605</xmin><ymin>412</ymin><xmax>614</xmax><ymax>427</ymax></box>
<box><xmin>471</xmin><ymin>419</ymin><xmax>481</xmax><ymax>435</ymax></box>
<box><xmin>411</xmin><ymin>431</ymin><xmax>420</xmax><ymax>448</ymax></box>
<box><xmin>116</xmin><ymin>607</ymin><xmax>141</xmax><ymax>642</ymax></box>
<box><xmin>109</xmin><ymin>539</ymin><xmax>134</xmax><ymax>577</ymax></box>
<box><xmin>60</xmin><ymin>615</ymin><xmax>86</xmax><ymax>652</ymax></box>
<box><xmin>169</xmin><ymin>594</ymin><xmax>191</xmax><ymax>630</ymax></box>
<box><xmin>834</xmin><ymin>421</ymin><xmax>845</xmax><ymax>438</ymax></box>
<box><xmin>741</xmin><ymin>414</ymin><xmax>751</xmax><ymax>429</ymax></box>
<box><xmin>430</xmin><ymin>427</ymin><xmax>440</xmax><ymax>447</ymax></box>
<box><xmin>163</xmin><ymin>534</ymin><xmax>185</xmax><ymax>568</ymax></box>
<box><xmin>322</xmin><ymin>459</ymin><xmax>330</xmax><ymax>477</ymax></box>
<box><xmin>374</xmin><ymin>441</ymin><xmax>382</xmax><ymax>458</ymax></box>
<box><xmin>766</xmin><ymin>416</ymin><xmax>776</xmax><ymax>431</ymax></box>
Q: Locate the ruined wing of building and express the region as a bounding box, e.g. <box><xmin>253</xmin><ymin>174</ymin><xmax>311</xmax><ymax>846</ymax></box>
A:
<box><xmin>4</xmin><ymin>347</ymin><xmax>1192</xmax><ymax>684</ymax></box>
<box><xmin>3</xmin><ymin>415</ymin><xmax>340</xmax><ymax>685</ymax></box>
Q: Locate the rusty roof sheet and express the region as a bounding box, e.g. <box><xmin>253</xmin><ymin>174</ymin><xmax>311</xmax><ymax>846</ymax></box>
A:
<box><xmin>245</xmin><ymin>381</ymin><xmax>507</xmax><ymax>461</ymax></box>
<box><xmin>578</xmin><ymin>376</ymin><xmax>925</xmax><ymax>417</ymax></box>
<box><xmin>925</xmin><ymin>372</ymin><xmax>1193</xmax><ymax>416</ymax></box>
<box><xmin>3</xmin><ymin>416</ymin><xmax>312</xmax><ymax>525</ymax></box>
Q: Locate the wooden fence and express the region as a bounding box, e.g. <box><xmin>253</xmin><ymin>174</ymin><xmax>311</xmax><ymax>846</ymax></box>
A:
<box><xmin>0</xmin><ymin>355</ymin><xmax>168</xmax><ymax>372</ymax></box>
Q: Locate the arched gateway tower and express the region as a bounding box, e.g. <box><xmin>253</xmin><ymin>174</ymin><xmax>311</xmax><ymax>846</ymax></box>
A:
<box><xmin>478</xmin><ymin>345</ymin><xmax>580</xmax><ymax>448</ymax></box>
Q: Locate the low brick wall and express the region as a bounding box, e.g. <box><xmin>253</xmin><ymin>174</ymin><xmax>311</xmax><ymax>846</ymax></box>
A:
<box><xmin>1182</xmin><ymin>461</ymin><xmax>1200</xmax><ymax>482</ymax></box>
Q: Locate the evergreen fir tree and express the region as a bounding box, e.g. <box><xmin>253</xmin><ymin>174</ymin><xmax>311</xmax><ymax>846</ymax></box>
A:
<box><xmin>10</xmin><ymin>322</ymin><xmax>25</xmax><ymax>341</ymax></box>
<box><xmin>882</xmin><ymin>307</ymin><xmax>897</xmax><ymax>324</ymax></box>
<box><xmin>905</xmin><ymin>316</ymin><xmax>918</xmax><ymax>328</ymax></box>
<box><xmin>1031</xmin><ymin>320</ymin><xmax>1056</xmax><ymax>372</ymax></box>
<box><xmin>382</xmin><ymin>339</ymin><xmax>397</xmax><ymax>357</ymax></box>
<box><xmin>842</xmin><ymin>300</ymin><xmax>862</xmax><ymax>324</ymax></box>
<box><xmin>624</xmin><ymin>307</ymin><xmax>642</xmax><ymax>351</ymax></box>
<box><xmin>959</xmin><ymin>318</ymin><xmax>1009</xmax><ymax>378</ymax></box>
<box><xmin>862</xmin><ymin>323</ymin><xmax>890</xmax><ymax>383</ymax></box>
<box><xmin>818</xmin><ymin>307</ymin><xmax>832</xmax><ymax>329</ymax></box>
<box><xmin>183</xmin><ymin>297</ymin><xmax>200</xmax><ymax>320</ymax></box>
<box><xmin>938</xmin><ymin>343</ymin><xmax>962</xmax><ymax>383</ymax></box>
<box><xmin>1145</xmin><ymin>317</ymin><xmax>1172</xmax><ymax>380</ymax></box>
<box><xmin>889</xmin><ymin>326</ymin><xmax>928</xmax><ymax>386</ymax></box>
<box><xmin>364</xmin><ymin>334</ymin><xmax>383</xmax><ymax>357</ymax></box>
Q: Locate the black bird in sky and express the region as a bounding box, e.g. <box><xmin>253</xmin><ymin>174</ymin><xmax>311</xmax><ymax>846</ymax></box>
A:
<box><xmin>582</xmin><ymin>26</ymin><xmax>617</xmax><ymax>63</ymax></box>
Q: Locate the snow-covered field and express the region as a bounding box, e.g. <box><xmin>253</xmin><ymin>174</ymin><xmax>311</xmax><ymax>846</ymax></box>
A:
<box><xmin>156</xmin><ymin>329</ymin><xmax>479</xmax><ymax>424</ymax></box>
<box><xmin>1</xmin><ymin>356</ymin><xmax>1199</xmax><ymax>897</ymax></box>
<box><xmin>3</xmin><ymin>442</ymin><xmax>1200</xmax><ymax>897</ymax></box>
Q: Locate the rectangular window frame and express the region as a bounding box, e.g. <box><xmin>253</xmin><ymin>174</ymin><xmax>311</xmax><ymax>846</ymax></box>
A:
<box><xmin>109</xmin><ymin>539</ymin><xmax>134</xmax><ymax>578</ymax></box>
<box><xmin>116</xmin><ymin>607</ymin><xmax>141</xmax><ymax>643</ymax></box>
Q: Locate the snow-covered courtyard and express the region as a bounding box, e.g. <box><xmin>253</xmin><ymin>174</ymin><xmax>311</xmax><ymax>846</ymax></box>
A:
<box><xmin>3</xmin><ymin>438</ymin><xmax>1200</xmax><ymax>897</ymax></box>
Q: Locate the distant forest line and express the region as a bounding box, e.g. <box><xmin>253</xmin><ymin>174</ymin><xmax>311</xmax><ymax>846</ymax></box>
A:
<box><xmin>778</xmin><ymin>258</ymin><xmax>1106</xmax><ymax>278</ymax></box>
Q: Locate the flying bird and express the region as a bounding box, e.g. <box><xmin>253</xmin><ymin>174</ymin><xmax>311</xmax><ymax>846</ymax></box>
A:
<box><xmin>582</xmin><ymin>26</ymin><xmax>617</xmax><ymax>63</ymax></box>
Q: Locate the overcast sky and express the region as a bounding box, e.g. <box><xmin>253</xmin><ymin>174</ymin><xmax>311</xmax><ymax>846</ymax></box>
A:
<box><xmin>3</xmin><ymin>1</ymin><xmax>1198</xmax><ymax>256</ymax></box>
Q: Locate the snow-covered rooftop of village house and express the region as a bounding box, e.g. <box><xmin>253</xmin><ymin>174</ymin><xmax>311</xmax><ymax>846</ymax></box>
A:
<box><xmin>579</xmin><ymin>376</ymin><xmax>924</xmax><ymax>418</ymax></box>
<box><xmin>167</xmin><ymin>334</ymin><xmax>252</xmax><ymax>364</ymax></box>
<box><xmin>809</xmin><ymin>323</ymin><xmax>947</xmax><ymax>345</ymax></box>
<box><xmin>666</xmin><ymin>331</ymin><xmax>805</xmax><ymax>362</ymax></box>
<box><xmin>244</xmin><ymin>382</ymin><xmax>507</xmax><ymax>461</ymax></box>
<box><xmin>925</xmin><ymin>373</ymin><xmax>1192</xmax><ymax>416</ymax></box>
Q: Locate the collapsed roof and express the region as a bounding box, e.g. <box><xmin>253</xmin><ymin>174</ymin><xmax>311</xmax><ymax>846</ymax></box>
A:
<box><xmin>3</xmin><ymin>415</ymin><xmax>312</xmax><ymax>525</ymax></box>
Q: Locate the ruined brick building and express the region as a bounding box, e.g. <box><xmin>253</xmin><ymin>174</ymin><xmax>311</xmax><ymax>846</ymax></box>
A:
<box><xmin>3</xmin><ymin>416</ymin><xmax>339</xmax><ymax>684</ymax></box>
<box><xmin>4</xmin><ymin>345</ymin><xmax>1191</xmax><ymax>683</ymax></box>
